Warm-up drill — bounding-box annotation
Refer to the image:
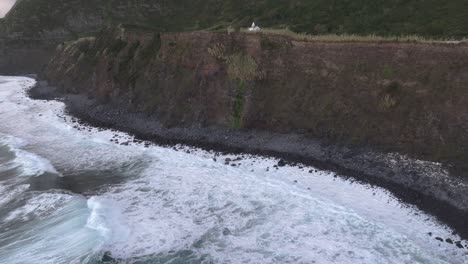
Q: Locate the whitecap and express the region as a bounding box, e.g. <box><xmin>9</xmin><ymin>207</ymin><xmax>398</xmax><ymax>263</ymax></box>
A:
<box><xmin>0</xmin><ymin>134</ymin><xmax>61</xmax><ymax>177</ymax></box>
<box><xmin>0</xmin><ymin>195</ymin><xmax>105</xmax><ymax>264</ymax></box>
<box><xmin>86</xmin><ymin>196</ymin><xmax>130</xmax><ymax>244</ymax></box>
<box><xmin>3</xmin><ymin>192</ymin><xmax>74</xmax><ymax>223</ymax></box>
<box><xmin>13</xmin><ymin>148</ymin><xmax>61</xmax><ymax>176</ymax></box>
<box><xmin>0</xmin><ymin>184</ymin><xmax>29</xmax><ymax>207</ymax></box>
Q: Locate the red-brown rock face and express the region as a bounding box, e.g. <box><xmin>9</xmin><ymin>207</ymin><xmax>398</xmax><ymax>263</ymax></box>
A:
<box><xmin>45</xmin><ymin>27</ymin><xmax>468</xmax><ymax>164</ymax></box>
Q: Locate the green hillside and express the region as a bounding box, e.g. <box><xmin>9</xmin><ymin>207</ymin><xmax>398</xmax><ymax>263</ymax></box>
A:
<box><xmin>3</xmin><ymin>0</ymin><xmax>468</xmax><ymax>38</ymax></box>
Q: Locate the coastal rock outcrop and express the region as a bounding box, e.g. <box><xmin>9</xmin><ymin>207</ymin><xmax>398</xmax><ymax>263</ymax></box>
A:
<box><xmin>45</xmin><ymin>26</ymin><xmax>468</xmax><ymax>170</ymax></box>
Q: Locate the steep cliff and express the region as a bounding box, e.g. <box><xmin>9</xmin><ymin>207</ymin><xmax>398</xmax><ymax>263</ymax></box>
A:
<box><xmin>45</xmin><ymin>27</ymin><xmax>468</xmax><ymax>166</ymax></box>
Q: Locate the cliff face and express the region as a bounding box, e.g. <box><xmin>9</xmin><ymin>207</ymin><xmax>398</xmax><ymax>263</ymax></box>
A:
<box><xmin>45</xmin><ymin>27</ymin><xmax>468</xmax><ymax>167</ymax></box>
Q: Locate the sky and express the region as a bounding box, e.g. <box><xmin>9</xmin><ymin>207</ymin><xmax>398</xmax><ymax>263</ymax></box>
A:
<box><xmin>0</xmin><ymin>0</ymin><xmax>16</xmax><ymax>18</ymax></box>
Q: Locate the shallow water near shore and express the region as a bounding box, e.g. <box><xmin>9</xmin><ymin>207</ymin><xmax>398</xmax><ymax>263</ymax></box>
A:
<box><xmin>0</xmin><ymin>76</ymin><xmax>466</xmax><ymax>263</ymax></box>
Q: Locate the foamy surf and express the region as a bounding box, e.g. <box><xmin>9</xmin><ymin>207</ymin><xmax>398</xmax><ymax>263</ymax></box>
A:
<box><xmin>86</xmin><ymin>196</ymin><xmax>130</xmax><ymax>244</ymax></box>
<box><xmin>0</xmin><ymin>134</ymin><xmax>61</xmax><ymax>177</ymax></box>
<box><xmin>0</xmin><ymin>75</ymin><xmax>466</xmax><ymax>264</ymax></box>
<box><xmin>0</xmin><ymin>195</ymin><xmax>105</xmax><ymax>264</ymax></box>
<box><xmin>0</xmin><ymin>183</ymin><xmax>29</xmax><ymax>207</ymax></box>
<box><xmin>92</xmin><ymin>150</ymin><xmax>468</xmax><ymax>264</ymax></box>
<box><xmin>3</xmin><ymin>192</ymin><xmax>74</xmax><ymax>223</ymax></box>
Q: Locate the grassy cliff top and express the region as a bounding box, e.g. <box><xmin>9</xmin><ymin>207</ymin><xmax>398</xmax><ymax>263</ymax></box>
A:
<box><xmin>2</xmin><ymin>0</ymin><xmax>468</xmax><ymax>39</ymax></box>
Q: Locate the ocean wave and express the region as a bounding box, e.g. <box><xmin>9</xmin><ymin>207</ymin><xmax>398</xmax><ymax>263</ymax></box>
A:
<box><xmin>3</xmin><ymin>192</ymin><xmax>74</xmax><ymax>223</ymax></box>
<box><xmin>0</xmin><ymin>195</ymin><xmax>105</xmax><ymax>264</ymax></box>
<box><xmin>0</xmin><ymin>183</ymin><xmax>29</xmax><ymax>207</ymax></box>
<box><xmin>86</xmin><ymin>196</ymin><xmax>130</xmax><ymax>244</ymax></box>
<box><xmin>89</xmin><ymin>148</ymin><xmax>468</xmax><ymax>264</ymax></box>
<box><xmin>0</xmin><ymin>134</ymin><xmax>61</xmax><ymax>177</ymax></box>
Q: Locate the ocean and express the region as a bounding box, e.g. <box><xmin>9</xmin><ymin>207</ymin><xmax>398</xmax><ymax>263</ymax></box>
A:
<box><xmin>0</xmin><ymin>76</ymin><xmax>466</xmax><ymax>263</ymax></box>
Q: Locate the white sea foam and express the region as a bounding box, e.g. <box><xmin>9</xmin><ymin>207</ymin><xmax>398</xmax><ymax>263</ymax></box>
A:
<box><xmin>0</xmin><ymin>183</ymin><xmax>29</xmax><ymax>207</ymax></box>
<box><xmin>86</xmin><ymin>196</ymin><xmax>130</xmax><ymax>244</ymax></box>
<box><xmin>0</xmin><ymin>134</ymin><xmax>61</xmax><ymax>177</ymax></box>
<box><xmin>92</xmin><ymin>145</ymin><xmax>468</xmax><ymax>263</ymax></box>
<box><xmin>4</xmin><ymin>192</ymin><xmax>74</xmax><ymax>222</ymax></box>
<box><xmin>0</xmin><ymin>195</ymin><xmax>105</xmax><ymax>264</ymax></box>
<box><xmin>0</xmin><ymin>77</ymin><xmax>143</xmax><ymax>176</ymax></box>
<box><xmin>14</xmin><ymin>148</ymin><xmax>61</xmax><ymax>176</ymax></box>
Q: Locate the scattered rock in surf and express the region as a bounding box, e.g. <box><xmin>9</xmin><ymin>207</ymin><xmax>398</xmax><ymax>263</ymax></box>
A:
<box><xmin>222</xmin><ymin>228</ymin><xmax>231</xmax><ymax>236</ymax></box>
<box><xmin>224</xmin><ymin>158</ymin><xmax>231</xmax><ymax>165</ymax></box>
<box><xmin>446</xmin><ymin>238</ymin><xmax>453</xmax><ymax>244</ymax></box>
<box><xmin>427</xmin><ymin>232</ymin><xmax>432</xmax><ymax>236</ymax></box>
<box><xmin>277</xmin><ymin>159</ymin><xmax>286</xmax><ymax>167</ymax></box>
<box><xmin>294</xmin><ymin>180</ymin><xmax>298</xmax><ymax>183</ymax></box>
<box><xmin>435</xmin><ymin>237</ymin><xmax>443</xmax><ymax>242</ymax></box>
<box><xmin>101</xmin><ymin>251</ymin><xmax>115</xmax><ymax>262</ymax></box>
<box><xmin>455</xmin><ymin>242</ymin><xmax>464</xmax><ymax>249</ymax></box>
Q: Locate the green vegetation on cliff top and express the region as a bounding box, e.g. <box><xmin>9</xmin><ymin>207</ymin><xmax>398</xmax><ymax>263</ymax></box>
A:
<box><xmin>3</xmin><ymin>0</ymin><xmax>468</xmax><ymax>39</ymax></box>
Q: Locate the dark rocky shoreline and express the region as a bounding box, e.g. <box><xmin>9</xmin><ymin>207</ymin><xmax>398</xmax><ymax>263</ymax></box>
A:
<box><xmin>29</xmin><ymin>82</ymin><xmax>468</xmax><ymax>242</ymax></box>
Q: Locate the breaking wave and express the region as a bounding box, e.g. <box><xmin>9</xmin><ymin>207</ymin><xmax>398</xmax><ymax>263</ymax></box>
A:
<box><xmin>0</xmin><ymin>134</ymin><xmax>61</xmax><ymax>177</ymax></box>
<box><xmin>0</xmin><ymin>195</ymin><xmax>105</xmax><ymax>264</ymax></box>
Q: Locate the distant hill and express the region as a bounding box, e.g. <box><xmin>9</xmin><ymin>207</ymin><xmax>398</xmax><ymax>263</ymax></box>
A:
<box><xmin>2</xmin><ymin>0</ymin><xmax>468</xmax><ymax>74</ymax></box>
<box><xmin>1</xmin><ymin>0</ymin><xmax>102</xmax><ymax>39</ymax></box>
<box><xmin>2</xmin><ymin>0</ymin><xmax>468</xmax><ymax>38</ymax></box>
